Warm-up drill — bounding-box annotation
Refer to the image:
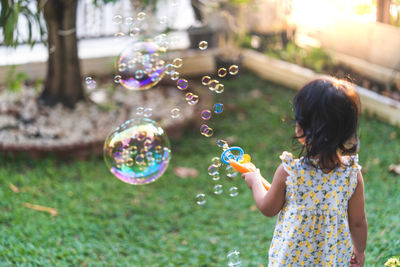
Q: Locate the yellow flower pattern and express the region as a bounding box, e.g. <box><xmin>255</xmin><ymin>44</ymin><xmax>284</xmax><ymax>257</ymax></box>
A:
<box><xmin>268</xmin><ymin>152</ymin><xmax>361</xmax><ymax>267</ymax></box>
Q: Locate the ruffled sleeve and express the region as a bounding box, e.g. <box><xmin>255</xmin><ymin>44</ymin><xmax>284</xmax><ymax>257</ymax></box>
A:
<box><xmin>280</xmin><ymin>151</ymin><xmax>295</xmax><ymax>176</ymax></box>
<box><xmin>346</xmin><ymin>154</ymin><xmax>361</xmax><ymax>198</ymax></box>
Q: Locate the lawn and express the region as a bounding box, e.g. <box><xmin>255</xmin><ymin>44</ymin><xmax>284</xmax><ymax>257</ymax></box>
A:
<box><xmin>0</xmin><ymin>72</ymin><xmax>399</xmax><ymax>266</ymax></box>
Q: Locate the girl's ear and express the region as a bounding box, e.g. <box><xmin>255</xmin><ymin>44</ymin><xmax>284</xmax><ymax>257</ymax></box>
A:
<box><xmin>295</xmin><ymin>123</ymin><xmax>306</xmax><ymax>145</ymax></box>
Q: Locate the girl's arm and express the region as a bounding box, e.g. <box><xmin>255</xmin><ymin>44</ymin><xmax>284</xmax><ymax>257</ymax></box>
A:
<box><xmin>242</xmin><ymin>164</ymin><xmax>288</xmax><ymax>217</ymax></box>
<box><xmin>348</xmin><ymin>171</ymin><xmax>367</xmax><ymax>266</ymax></box>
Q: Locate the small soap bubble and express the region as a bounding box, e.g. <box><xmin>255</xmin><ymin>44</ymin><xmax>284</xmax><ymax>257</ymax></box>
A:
<box><xmin>215</xmin><ymin>84</ymin><xmax>224</xmax><ymax>94</ymax></box>
<box><xmin>125</xmin><ymin>16</ymin><xmax>134</xmax><ymax>25</ymax></box>
<box><xmin>214</xmin><ymin>103</ymin><xmax>224</xmax><ymax>114</ymax></box>
<box><xmin>203</xmin><ymin>127</ymin><xmax>213</xmax><ymax>137</ymax></box>
<box><xmin>208</xmin><ymin>165</ymin><xmax>219</xmax><ymax>176</ymax></box>
<box><xmin>201</xmin><ymin>109</ymin><xmax>212</xmax><ymax>120</ymax></box>
<box><xmin>114</xmin><ymin>32</ymin><xmax>125</xmax><ymax>38</ymax></box>
<box><xmin>159</xmin><ymin>16</ymin><xmax>168</xmax><ymax>24</ymax></box>
<box><xmin>218</xmin><ymin>68</ymin><xmax>227</xmax><ymax>77</ymax></box>
<box><xmin>172</xmin><ymin>58</ymin><xmax>183</xmax><ymax>68</ymax></box>
<box><xmin>199</xmin><ymin>40</ymin><xmax>208</xmax><ymax>50</ymax></box>
<box><xmin>214</xmin><ymin>185</ymin><xmax>223</xmax><ymax>195</ymax></box>
<box><xmin>170</xmin><ymin>108</ymin><xmax>180</xmax><ymax>118</ymax></box>
<box><xmin>136</xmin><ymin>107</ymin><xmax>144</xmax><ymax>116</ymax></box>
<box><xmin>229</xmin><ymin>65</ymin><xmax>239</xmax><ymax>75</ymax></box>
<box><xmin>129</xmin><ymin>27</ymin><xmax>140</xmax><ymax>36</ymax></box>
<box><xmin>196</xmin><ymin>193</ymin><xmax>206</xmax><ymax>205</ymax></box>
<box><xmin>137</xmin><ymin>12</ymin><xmax>146</xmax><ymax>21</ymax></box>
<box><xmin>185</xmin><ymin>92</ymin><xmax>193</xmax><ymax>101</ymax></box>
<box><xmin>177</xmin><ymin>79</ymin><xmax>188</xmax><ymax>90</ymax></box>
<box><xmin>227</xmin><ymin>250</ymin><xmax>241</xmax><ymax>266</ymax></box>
<box><xmin>229</xmin><ymin>187</ymin><xmax>239</xmax><ymax>197</ymax></box>
<box><xmin>170</xmin><ymin>71</ymin><xmax>180</xmax><ymax>80</ymax></box>
<box><xmin>113</xmin><ymin>15</ymin><xmax>123</xmax><ymax>24</ymax></box>
<box><xmin>217</xmin><ymin>139</ymin><xmax>228</xmax><ymax>148</ymax></box>
<box><xmin>209</xmin><ymin>80</ymin><xmax>219</xmax><ymax>91</ymax></box>
<box><xmin>212</xmin><ymin>173</ymin><xmax>220</xmax><ymax>181</ymax></box>
<box><xmin>226</xmin><ymin>165</ymin><xmax>238</xmax><ymax>178</ymax></box>
<box><xmin>165</xmin><ymin>64</ymin><xmax>175</xmax><ymax>75</ymax></box>
<box><xmin>211</xmin><ymin>157</ymin><xmax>221</xmax><ymax>167</ymax></box>
<box><xmin>85</xmin><ymin>77</ymin><xmax>96</xmax><ymax>90</ymax></box>
<box><xmin>114</xmin><ymin>75</ymin><xmax>122</xmax><ymax>84</ymax></box>
<box><xmin>118</xmin><ymin>63</ymin><xmax>127</xmax><ymax>72</ymax></box>
<box><xmin>201</xmin><ymin>76</ymin><xmax>212</xmax><ymax>86</ymax></box>
<box><xmin>143</xmin><ymin>107</ymin><xmax>152</xmax><ymax>117</ymax></box>
<box><xmin>187</xmin><ymin>94</ymin><xmax>199</xmax><ymax>105</ymax></box>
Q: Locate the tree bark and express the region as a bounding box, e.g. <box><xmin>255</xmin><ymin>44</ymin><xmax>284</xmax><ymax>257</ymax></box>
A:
<box><xmin>376</xmin><ymin>0</ymin><xmax>391</xmax><ymax>24</ymax></box>
<box><xmin>39</xmin><ymin>0</ymin><xmax>84</xmax><ymax>108</ymax></box>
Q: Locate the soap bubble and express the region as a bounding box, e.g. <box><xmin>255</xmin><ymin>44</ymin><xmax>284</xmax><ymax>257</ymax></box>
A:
<box><xmin>208</xmin><ymin>165</ymin><xmax>219</xmax><ymax>176</ymax></box>
<box><xmin>165</xmin><ymin>64</ymin><xmax>175</xmax><ymax>75</ymax></box>
<box><xmin>229</xmin><ymin>186</ymin><xmax>239</xmax><ymax>197</ymax></box>
<box><xmin>214</xmin><ymin>103</ymin><xmax>224</xmax><ymax>114</ymax></box>
<box><xmin>114</xmin><ymin>75</ymin><xmax>121</xmax><ymax>83</ymax></box>
<box><xmin>201</xmin><ymin>124</ymin><xmax>214</xmax><ymax>137</ymax></box>
<box><xmin>170</xmin><ymin>108</ymin><xmax>180</xmax><ymax>118</ymax></box>
<box><xmin>201</xmin><ymin>76</ymin><xmax>211</xmax><ymax>86</ymax></box>
<box><xmin>114</xmin><ymin>32</ymin><xmax>125</xmax><ymax>38</ymax></box>
<box><xmin>187</xmin><ymin>94</ymin><xmax>199</xmax><ymax>105</ymax></box>
<box><xmin>125</xmin><ymin>16</ymin><xmax>134</xmax><ymax>25</ymax></box>
<box><xmin>85</xmin><ymin>77</ymin><xmax>96</xmax><ymax>90</ymax></box>
<box><xmin>113</xmin><ymin>15</ymin><xmax>123</xmax><ymax>24</ymax></box>
<box><xmin>185</xmin><ymin>92</ymin><xmax>193</xmax><ymax>101</ymax></box>
<box><xmin>229</xmin><ymin>65</ymin><xmax>239</xmax><ymax>75</ymax></box>
<box><xmin>201</xmin><ymin>109</ymin><xmax>211</xmax><ymax>120</ymax></box>
<box><xmin>172</xmin><ymin>58</ymin><xmax>183</xmax><ymax>68</ymax></box>
<box><xmin>177</xmin><ymin>79</ymin><xmax>188</xmax><ymax>90</ymax></box>
<box><xmin>212</xmin><ymin>173</ymin><xmax>220</xmax><ymax>181</ymax></box>
<box><xmin>103</xmin><ymin>118</ymin><xmax>171</xmax><ymax>185</ymax></box>
<box><xmin>136</xmin><ymin>107</ymin><xmax>144</xmax><ymax>116</ymax></box>
<box><xmin>215</xmin><ymin>84</ymin><xmax>224</xmax><ymax>94</ymax></box>
<box><xmin>196</xmin><ymin>193</ymin><xmax>206</xmax><ymax>205</ymax></box>
<box><xmin>143</xmin><ymin>107</ymin><xmax>152</xmax><ymax>117</ymax></box>
<box><xmin>137</xmin><ymin>12</ymin><xmax>146</xmax><ymax>21</ymax></box>
<box><xmin>170</xmin><ymin>71</ymin><xmax>180</xmax><ymax>80</ymax></box>
<box><xmin>214</xmin><ymin>184</ymin><xmax>223</xmax><ymax>195</ymax></box>
<box><xmin>159</xmin><ymin>16</ymin><xmax>168</xmax><ymax>24</ymax></box>
<box><xmin>217</xmin><ymin>139</ymin><xmax>228</xmax><ymax>148</ymax></box>
<box><xmin>199</xmin><ymin>41</ymin><xmax>208</xmax><ymax>50</ymax></box>
<box><xmin>209</xmin><ymin>80</ymin><xmax>219</xmax><ymax>91</ymax></box>
<box><xmin>211</xmin><ymin>157</ymin><xmax>221</xmax><ymax>167</ymax></box>
<box><xmin>117</xmin><ymin>41</ymin><xmax>166</xmax><ymax>91</ymax></box>
<box><xmin>226</xmin><ymin>165</ymin><xmax>238</xmax><ymax>178</ymax></box>
<box><xmin>227</xmin><ymin>250</ymin><xmax>241</xmax><ymax>267</ymax></box>
<box><xmin>218</xmin><ymin>68</ymin><xmax>227</xmax><ymax>77</ymax></box>
<box><xmin>129</xmin><ymin>27</ymin><xmax>140</xmax><ymax>37</ymax></box>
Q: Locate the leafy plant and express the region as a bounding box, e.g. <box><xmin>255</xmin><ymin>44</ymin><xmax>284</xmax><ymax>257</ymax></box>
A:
<box><xmin>3</xmin><ymin>65</ymin><xmax>29</xmax><ymax>93</ymax></box>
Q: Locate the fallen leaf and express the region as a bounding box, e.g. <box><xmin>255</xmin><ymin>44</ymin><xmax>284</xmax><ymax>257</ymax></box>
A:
<box><xmin>388</xmin><ymin>164</ymin><xmax>400</xmax><ymax>174</ymax></box>
<box><xmin>9</xmin><ymin>183</ymin><xmax>19</xmax><ymax>193</ymax></box>
<box><xmin>23</xmin><ymin>202</ymin><xmax>58</xmax><ymax>216</ymax></box>
<box><xmin>250</xmin><ymin>205</ymin><xmax>257</xmax><ymax>211</ymax></box>
<box><xmin>174</xmin><ymin>167</ymin><xmax>198</xmax><ymax>178</ymax></box>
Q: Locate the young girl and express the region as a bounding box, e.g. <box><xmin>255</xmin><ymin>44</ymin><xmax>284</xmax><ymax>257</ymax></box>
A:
<box><xmin>242</xmin><ymin>78</ymin><xmax>367</xmax><ymax>267</ymax></box>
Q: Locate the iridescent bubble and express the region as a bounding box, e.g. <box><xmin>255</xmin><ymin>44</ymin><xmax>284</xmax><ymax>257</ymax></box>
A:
<box><xmin>214</xmin><ymin>185</ymin><xmax>223</xmax><ymax>195</ymax></box>
<box><xmin>143</xmin><ymin>108</ymin><xmax>152</xmax><ymax>117</ymax></box>
<box><xmin>201</xmin><ymin>76</ymin><xmax>211</xmax><ymax>86</ymax></box>
<box><xmin>196</xmin><ymin>193</ymin><xmax>206</xmax><ymax>205</ymax></box>
<box><xmin>212</xmin><ymin>173</ymin><xmax>220</xmax><ymax>181</ymax></box>
<box><xmin>172</xmin><ymin>58</ymin><xmax>183</xmax><ymax>68</ymax></box>
<box><xmin>170</xmin><ymin>71</ymin><xmax>179</xmax><ymax>80</ymax></box>
<box><xmin>114</xmin><ymin>75</ymin><xmax>122</xmax><ymax>84</ymax></box>
<box><xmin>137</xmin><ymin>12</ymin><xmax>146</xmax><ymax>21</ymax></box>
<box><xmin>211</xmin><ymin>157</ymin><xmax>221</xmax><ymax>167</ymax></box>
<box><xmin>170</xmin><ymin>108</ymin><xmax>180</xmax><ymax>118</ymax></box>
<box><xmin>203</xmin><ymin>127</ymin><xmax>213</xmax><ymax>137</ymax></box>
<box><xmin>227</xmin><ymin>250</ymin><xmax>241</xmax><ymax>267</ymax></box>
<box><xmin>136</xmin><ymin>107</ymin><xmax>144</xmax><ymax>116</ymax></box>
<box><xmin>229</xmin><ymin>65</ymin><xmax>239</xmax><ymax>75</ymax></box>
<box><xmin>177</xmin><ymin>79</ymin><xmax>188</xmax><ymax>90</ymax></box>
<box><xmin>208</xmin><ymin>165</ymin><xmax>219</xmax><ymax>176</ymax></box>
<box><xmin>129</xmin><ymin>27</ymin><xmax>140</xmax><ymax>37</ymax></box>
<box><xmin>209</xmin><ymin>80</ymin><xmax>219</xmax><ymax>91</ymax></box>
<box><xmin>187</xmin><ymin>94</ymin><xmax>199</xmax><ymax>105</ymax></box>
<box><xmin>201</xmin><ymin>109</ymin><xmax>211</xmax><ymax>120</ymax></box>
<box><xmin>226</xmin><ymin>165</ymin><xmax>238</xmax><ymax>178</ymax></box>
<box><xmin>154</xmin><ymin>34</ymin><xmax>168</xmax><ymax>50</ymax></box>
<box><xmin>199</xmin><ymin>41</ymin><xmax>208</xmax><ymax>50</ymax></box>
<box><xmin>103</xmin><ymin>118</ymin><xmax>171</xmax><ymax>185</ymax></box>
<box><xmin>215</xmin><ymin>84</ymin><xmax>224</xmax><ymax>94</ymax></box>
<box><xmin>117</xmin><ymin>41</ymin><xmax>166</xmax><ymax>91</ymax></box>
<box><xmin>200</xmin><ymin>124</ymin><xmax>209</xmax><ymax>134</ymax></box>
<box><xmin>114</xmin><ymin>32</ymin><xmax>125</xmax><ymax>38</ymax></box>
<box><xmin>113</xmin><ymin>15</ymin><xmax>123</xmax><ymax>24</ymax></box>
<box><xmin>85</xmin><ymin>77</ymin><xmax>96</xmax><ymax>90</ymax></box>
<box><xmin>217</xmin><ymin>139</ymin><xmax>228</xmax><ymax>148</ymax></box>
<box><xmin>185</xmin><ymin>92</ymin><xmax>193</xmax><ymax>101</ymax></box>
<box><xmin>165</xmin><ymin>64</ymin><xmax>175</xmax><ymax>75</ymax></box>
<box><xmin>218</xmin><ymin>68</ymin><xmax>227</xmax><ymax>77</ymax></box>
<box><xmin>125</xmin><ymin>16</ymin><xmax>134</xmax><ymax>25</ymax></box>
<box><xmin>214</xmin><ymin>103</ymin><xmax>224</xmax><ymax>114</ymax></box>
<box><xmin>229</xmin><ymin>187</ymin><xmax>239</xmax><ymax>197</ymax></box>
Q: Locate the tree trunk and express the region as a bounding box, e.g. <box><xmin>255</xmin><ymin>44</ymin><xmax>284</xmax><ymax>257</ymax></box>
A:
<box><xmin>39</xmin><ymin>0</ymin><xmax>84</xmax><ymax>108</ymax></box>
<box><xmin>376</xmin><ymin>0</ymin><xmax>391</xmax><ymax>24</ymax></box>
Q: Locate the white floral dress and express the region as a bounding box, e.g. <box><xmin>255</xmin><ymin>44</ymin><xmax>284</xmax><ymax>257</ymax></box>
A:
<box><xmin>268</xmin><ymin>151</ymin><xmax>361</xmax><ymax>267</ymax></box>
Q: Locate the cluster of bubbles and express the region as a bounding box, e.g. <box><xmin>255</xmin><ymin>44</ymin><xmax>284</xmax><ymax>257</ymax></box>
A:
<box><xmin>103</xmin><ymin>118</ymin><xmax>171</xmax><ymax>185</ymax></box>
<box><xmin>199</xmin><ymin>103</ymin><xmax>223</xmax><ymax>137</ymax></box>
<box><xmin>85</xmin><ymin>76</ymin><xmax>97</xmax><ymax>91</ymax></box>
<box><xmin>136</xmin><ymin>107</ymin><xmax>153</xmax><ymax>117</ymax></box>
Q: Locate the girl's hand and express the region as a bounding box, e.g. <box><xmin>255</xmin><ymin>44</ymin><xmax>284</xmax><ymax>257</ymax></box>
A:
<box><xmin>241</xmin><ymin>169</ymin><xmax>261</xmax><ymax>189</ymax></box>
<box><xmin>350</xmin><ymin>250</ymin><xmax>365</xmax><ymax>267</ymax></box>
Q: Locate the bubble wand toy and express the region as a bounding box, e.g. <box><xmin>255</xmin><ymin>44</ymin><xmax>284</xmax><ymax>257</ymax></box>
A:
<box><xmin>221</xmin><ymin>146</ymin><xmax>271</xmax><ymax>191</ymax></box>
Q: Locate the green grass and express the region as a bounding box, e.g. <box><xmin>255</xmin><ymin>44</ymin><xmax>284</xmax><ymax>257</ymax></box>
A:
<box><xmin>1</xmin><ymin>72</ymin><xmax>399</xmax><ymax>266</ymax></box>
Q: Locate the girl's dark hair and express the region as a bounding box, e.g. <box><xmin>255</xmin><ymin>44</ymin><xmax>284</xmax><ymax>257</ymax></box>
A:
<box><xmin>293</xmin><ymin>77</ymin><xmax>360</xmax><ymax>171</ymax></box>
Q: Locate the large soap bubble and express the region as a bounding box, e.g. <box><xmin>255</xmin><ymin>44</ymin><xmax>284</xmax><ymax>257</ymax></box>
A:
<box><xmin>116</xmin><ymin>41</ymin><xmax>167</xmax><ymax>91</ymax></box>
<box><xmin>104</xmin><ymin>118</ymin><xmax>171</xmax><ymax>185</ymax></box>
